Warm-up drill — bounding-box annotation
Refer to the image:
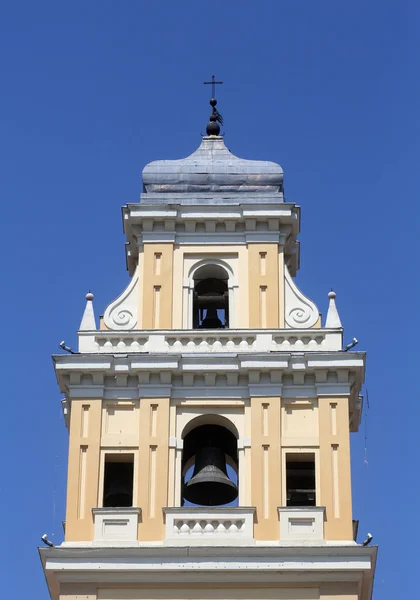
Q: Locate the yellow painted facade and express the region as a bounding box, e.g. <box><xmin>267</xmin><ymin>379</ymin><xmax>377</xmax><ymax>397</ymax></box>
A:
<box><xmin>248</xmin><ymin>244</ymin><xmax>279</xmax><ymax>328</ymax></box>
<box><xmin>142</xmin><ymin>244</ymin><xmax>174</xmax><ymax>329</ymax></box>
<box><xmin>251</xmin><ymin>397</ymin><xmax>282</xmax><ymax>539</ymax></box>
<box><xmin>65</xmin><ymin>399</ymin><xmax>102</xmax><ymax>541</ymax></box>
<box><xmin>64</xmin><ymin>392</ymin><xmax>355</xmax><ymax>543</ymax></box>
<box><xmin>318</xmin><ymin>396</ymin><xmax>353</xmax><ymax>540</ymax></box>
<box><xmin>137</xmin><ymin>397</ymin><xmax>170</xmax><ymax>540</ymax></box>
<box><xmin>59</xmin><ymin>583</ymin><xmax>359</xmax><ymax>600</ymax></box>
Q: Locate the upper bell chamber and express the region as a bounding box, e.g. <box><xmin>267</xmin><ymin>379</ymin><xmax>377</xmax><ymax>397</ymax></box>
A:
<box><xmin>141</xmin><ymin>136</ymin><xmax>284</xmax><ymax>202</ymax></box>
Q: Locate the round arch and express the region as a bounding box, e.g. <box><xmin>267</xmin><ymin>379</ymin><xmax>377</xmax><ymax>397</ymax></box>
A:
<box><xmin>181</xmin><ymin>413</ymin><xmax>239</xmax><ymax>440</ymax></box>
<box><xmin>187</xmin><ymin>258</ymin><xmax>237</xmax><ymax>287</ymax></box>
<box><xmin>184</xmin><ymin>258</ymin><xmax>238</xmax><ymax>328</ymax></box>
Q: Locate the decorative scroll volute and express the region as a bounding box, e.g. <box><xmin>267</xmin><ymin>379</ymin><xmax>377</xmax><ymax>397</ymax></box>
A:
<box><xmin>103</xmin><ymin>265</ymin><xmax>139</xmax><ymax>330</ymax></box>
<box><xmin>284</xmin><ymin>264</ymin><xmax>319</xmax><ymax>328</ymax></box>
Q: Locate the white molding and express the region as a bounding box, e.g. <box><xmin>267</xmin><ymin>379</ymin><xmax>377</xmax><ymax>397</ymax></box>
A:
<box><xmin>92</xmin><ymin>508</ymin><xmax>140</xmax><ymax>545</ymax></box>
<box><xmin>139</xmin><ymin>232</ymin><xmax>288</xmax><ymax>245</ymax></box>
<box><xmin>40</xmin><ymin>544</ymin><xmax>377</xmax><ymax>596</ymax></box>
<box><xmin>123</xmin><ymin>202</ymin><xmax>300</xmax><ymax>277</ymax></box>
<box><xmin>54</xmin><ymin>350</ymin><xmax>364</xmax><ymax>431</ymax></box>
<box><xmin>284</xmin><ymin>265</ymin><xmax>319</xmax><ymax>329</ymax></box>
<box><xmin>55</xmin><ymin>351</ymin><xmax>364</xmax><ymax>374</ymax></box>
<box><xmin>163</xmin><ymin>507</ymin><xmax>255</xmax><ymax>546</ymax></box>
<box><xmin>103</xmin><ymin>264</ymin><xmax>139</xmax><ymax>330</ymax></box>
<box><xmin>125</xmin><ymin>202</ymin><xmax>297</xmax><ymax>220</ymax></box>
<box><xmin>278</xmin><ymin>507</ymin><xmax>325</xmax><ymax>543</ymax></box>
<box><xmin>79</xmin><ymin>328</ymin><xmax>343</xmax><ymax>354</ymax></box>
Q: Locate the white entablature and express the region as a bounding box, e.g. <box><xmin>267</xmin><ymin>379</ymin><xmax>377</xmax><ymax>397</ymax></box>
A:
<box><xmin>55</xmin><ymin>349</ymin><xmax>364</xmax><ymax>432</ymax></box>
<box><xmin>123</xmin><ymin>202</ymin><xmax>300</xmax><ymax>276</ymax></box>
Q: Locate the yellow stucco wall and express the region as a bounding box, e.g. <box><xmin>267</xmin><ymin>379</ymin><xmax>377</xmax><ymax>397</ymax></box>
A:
<box><xmin>60</xmin><ymin>583</ymin><xmax>97</xmax><ymax>599</ymax></box>
<box><xmin>137</xmin><ymin>397</ymin><xmax>170</xmax><ymax>540</ymax></box>
<box><xmin>248</xmin><ymin>244</ymin><xmax>279</xmax><ymax>328</ymax></box>
<box><xmin>59</xmin><ymin>583</ymin><xmax>359</xmax><ymax>600</ymax></box>
<box><xmin>65</xmin><ymin>396</ymin><xmax>170</xmax><ymax>542</ymax></box>
<box><xmin>142</xmin><ymin>244</ymin><xmax>174</xmax><ymax>329</ymax></box>
<box><xmin>319</xmin><ymin>583</ymin><xmax>358</xmax><ymax>600</ymax></box>
<box><xmin>138</xmin><ymin>242</ymin><xmax>285</xmax><ymax>329</ymax></box>
<box><xmin>318</xmin><ymin>396</ymin><xmax>353</xmax><ymax>540</ymax></box>
<box><xmin>250</xmin><ymin>396</ymin><xmax>281</xmax><ymax>540</ymax></box>
<box><xmin>65</xmin><ymin>399</ymin><xmax>102</xmax><ymax>542</ymax></box>
<box><xmin>64</xmin><ymin>393</ymin><xmax>354</xmax><ymax>543</ymax></box>
<box><xmin>278</xmin><ymin>247</ymin><xmax>285</xmax><ymax>328</ymax></box>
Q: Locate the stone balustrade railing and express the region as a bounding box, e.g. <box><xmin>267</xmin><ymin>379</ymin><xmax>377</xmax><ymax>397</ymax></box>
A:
<box><xmin>78</xmin><ymin>328</ymin><xmax>342</xmax><ymax>353</ymax></box>
<box><xmin>163</xmin><ymin>507</ymin><xmax>255</xmax><ymax>545</ymax></box>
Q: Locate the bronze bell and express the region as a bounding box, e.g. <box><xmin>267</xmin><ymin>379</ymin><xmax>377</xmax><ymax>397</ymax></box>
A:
<box><xmin>201</xmin><ymin>307</ymin><xmax>223</xmax><ymax>329</ymax></box>
<box><xmin>184</xmin><ymin>445</ymin><xmax>238</xmax><ymax>506</ymax></box>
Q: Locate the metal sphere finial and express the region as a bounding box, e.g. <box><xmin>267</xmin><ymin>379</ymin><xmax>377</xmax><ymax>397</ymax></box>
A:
<box><xmin>206</xmin><ymin>120</ymin><xmax>221</xmax><ymax>136</ymax></box>
<box><xmin>328</xmin><ymin>290</ymin><xmax>336</xmax><ymax>300</ymax></box>
<box><xmin>86</xmin><ymin>291</ymin><xmax>94</xmax><ymax>301</ymax></box>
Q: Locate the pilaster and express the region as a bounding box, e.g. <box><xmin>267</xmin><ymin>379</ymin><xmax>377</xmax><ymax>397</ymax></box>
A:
<box><xmin>318</xmin><ymin>396</ymin><xmax>353</xmax><ymax>540</ymax></box>
<box><xmin>248</xmin><ymin>243</ymin><xmax>279</xmax><ymax>328</ymax></box>
<box><xmin>65</xmin><ymin>398</ymin><xmax>102</xmax><ymax>542</ymax></box>
<box><xmin>138</xmin><ymin>397</ymin><xmax>170</xmax><ymax>540</ymax></box>
<box><xmin>250</xmin><ymin>396</ymin><xmax>281</xmax><ymax>539</ymax></box>
<box><xmin>142</xmin><ymin>243</ymin><xmax>174</xmax><ymax>329</ymax></box>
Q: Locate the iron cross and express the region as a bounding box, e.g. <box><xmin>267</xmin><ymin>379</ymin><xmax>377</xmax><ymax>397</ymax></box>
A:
<box><xmin>203</xmin><ymin>74</ymin><xmax>223</xmax><ymax>98</ymax></box>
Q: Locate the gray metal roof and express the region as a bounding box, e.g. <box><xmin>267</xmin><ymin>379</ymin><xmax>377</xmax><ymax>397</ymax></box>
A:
<box><xmin>142</xmin><ymin>136</ymin><xmax>283</xmax><ymax>196</ymax></box>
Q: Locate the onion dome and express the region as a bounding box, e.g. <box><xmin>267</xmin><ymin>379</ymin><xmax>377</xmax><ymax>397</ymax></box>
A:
<box><xmin>142</xmin><ymin>136</ymin><xmax>283</xmax><ymax>195</ymax></box>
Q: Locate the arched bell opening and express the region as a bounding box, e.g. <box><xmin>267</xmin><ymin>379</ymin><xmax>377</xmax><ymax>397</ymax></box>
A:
<box><xmin>192</xmin><ymin>264</ymin><xmax>229</xmax><ymax>329</ymax></box>
<box><xmin>181</xmin><ymin>423</ymin><xmax>238</xmax><ymax>507</ymax></box>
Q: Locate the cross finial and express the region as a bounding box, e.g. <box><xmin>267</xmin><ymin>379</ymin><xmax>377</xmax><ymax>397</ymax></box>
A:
<box><xmin>203</xmin><ymin>74</ymin><xmax>223</xmax><ymax>99</ymax></box>
<box><xmin>203</xmin><ymin>75</ymin><xmax>224</xmax><ymax>136</ymax></box>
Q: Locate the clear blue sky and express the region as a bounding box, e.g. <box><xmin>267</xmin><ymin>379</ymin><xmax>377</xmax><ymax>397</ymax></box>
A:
<box><xmin>0</xmin><ymin>2</ymin><xmax>418</xmax><ymax>598</ymax></box>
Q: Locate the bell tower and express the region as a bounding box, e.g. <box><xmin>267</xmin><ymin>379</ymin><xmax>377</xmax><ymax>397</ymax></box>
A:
<box><xmin>40</xmin><ymin>90</ymin><xmax>377</xmax><ymax>600</ymax></box>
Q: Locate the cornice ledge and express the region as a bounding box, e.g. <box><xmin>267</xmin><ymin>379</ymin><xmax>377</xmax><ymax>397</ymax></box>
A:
<box><xmin>40</xmin><ymin>542</ymin><xmax>377</xmax><ymax>560</ymax></box>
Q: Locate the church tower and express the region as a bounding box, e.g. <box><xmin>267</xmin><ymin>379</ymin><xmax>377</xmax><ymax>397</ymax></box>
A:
<box><xmin>40</xmin><ymin>90</ymin><xmax>377</xmax><ymax>600</ymax></box>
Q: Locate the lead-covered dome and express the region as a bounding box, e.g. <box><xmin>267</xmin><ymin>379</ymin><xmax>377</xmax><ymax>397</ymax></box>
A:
<box><xmin>142</xmin><ymin>136</ymin><xmax>283</xmax><ymax>194</ymax></box>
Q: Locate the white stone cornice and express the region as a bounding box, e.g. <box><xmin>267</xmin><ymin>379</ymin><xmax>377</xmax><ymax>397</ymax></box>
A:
<box><xmin>55</xmin><ymin>349</ymin><xmax>364</xmax><ymax>430</ymax></box>
<box><xmin>123</xmin><ymin>202</ymin><xmax>300</xmax><ymax>276</ymax></box>
<box><xmin>123</xmin><ymin>202</ymin><xmax>299</xmax><ymax>224</ymax></box>
<box><xmin>40</xmin><ymin>544</ymin><xmax>377</xmax><ymax>600</ymax></box>
<box><xmin>54</xmin><ymin>351</ymin><xmax>365</xmax><ymax>378</ymax></box>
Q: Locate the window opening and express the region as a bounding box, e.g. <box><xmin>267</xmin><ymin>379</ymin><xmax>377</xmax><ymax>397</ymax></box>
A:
<box><xmin>193</xmin><ymin>265</ymin><xmax>229</xmax><ymax>329</ymax></box>
<box><xmin>103</xmin><ymin>454</ymin><xmax>134</xmax><ymax>507</ymax></box>
<box><xmin>286</xmin><ymin>452</ymin><xmax>316</xmax><ymax>507</ymax></box>
<box><xmin>182</xmin><ymin>424</ymin><xmax>238</xmax><ymax>507</ymax></box>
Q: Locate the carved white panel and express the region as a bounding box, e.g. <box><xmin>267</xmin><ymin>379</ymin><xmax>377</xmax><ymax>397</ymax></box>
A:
<box><xmin>284</xmin><ymin>265</ymin><xmax>319</xmax><ymax>329</ymax></box>
<box><xmin>278</xmin><ymin>507</ymin><xmax>325</xmax><ymax>542</ymax></box>
<box><xmin>93</xmin><ymin>508</ymin><xmax>140</xmax><ymax>544</ymax></box>
<box><xmin>103</xmin><ymin>265</ymin><xmax>139</xmax><ymax>330</ymax></box>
